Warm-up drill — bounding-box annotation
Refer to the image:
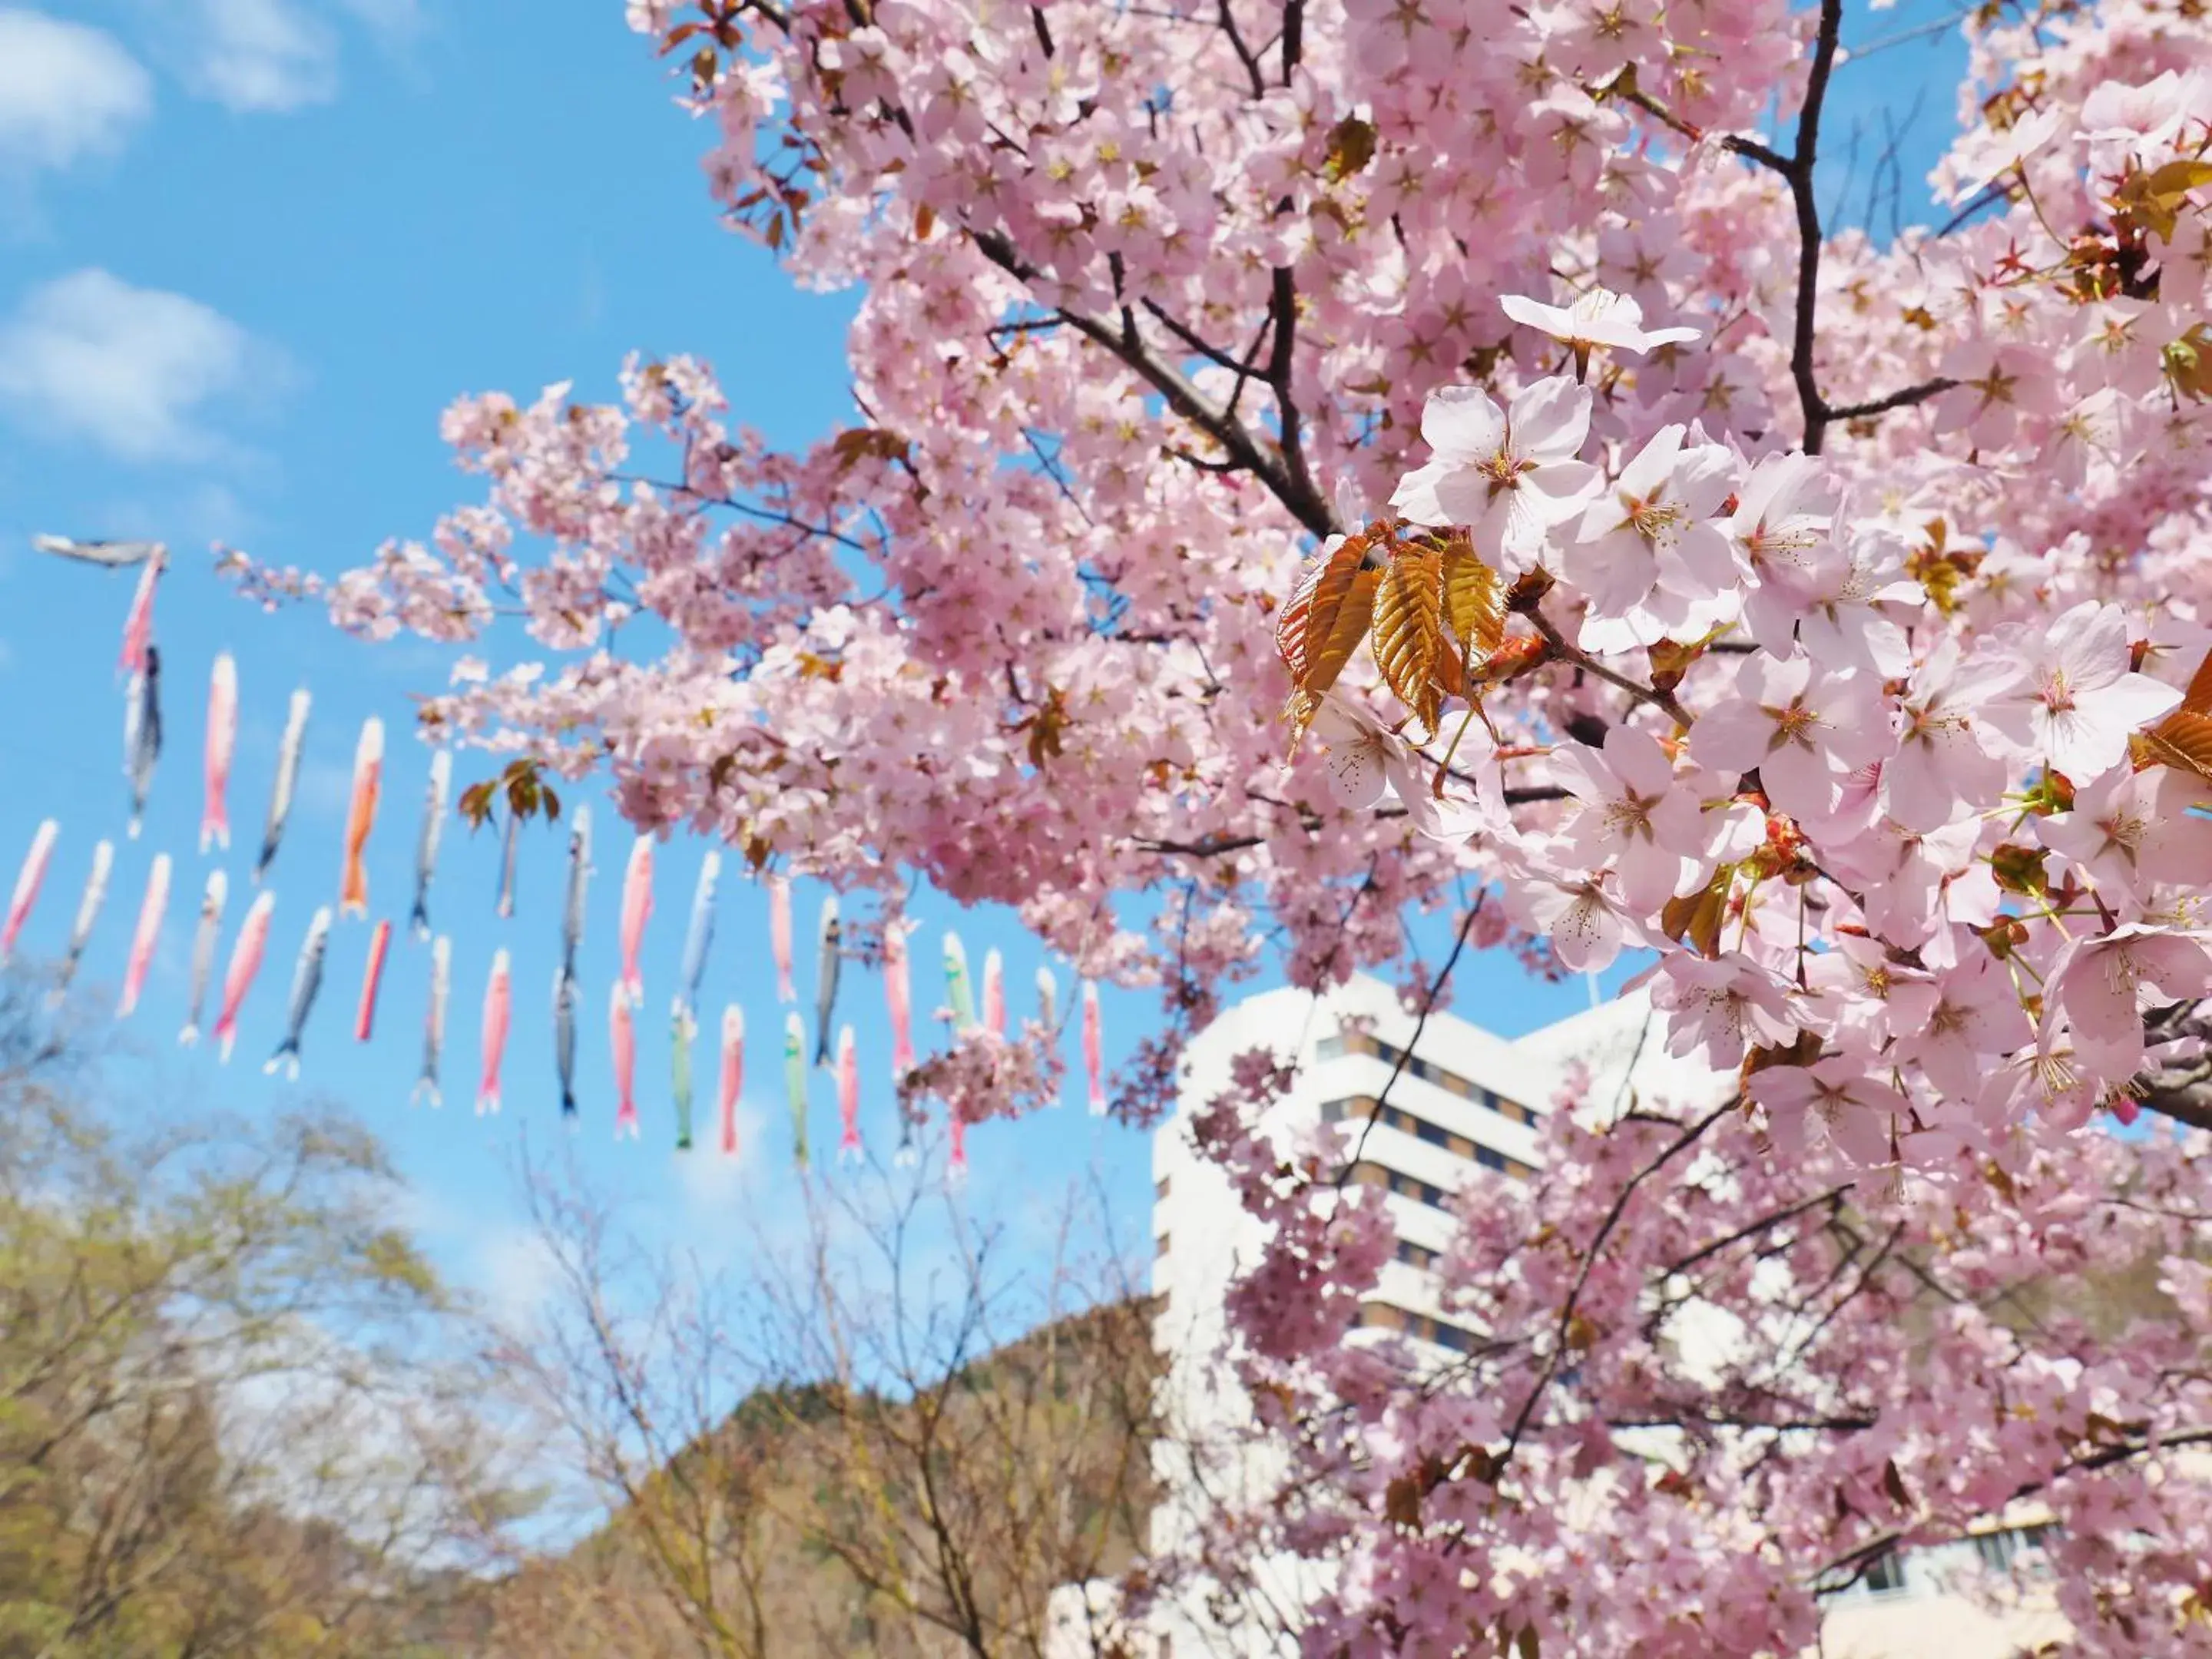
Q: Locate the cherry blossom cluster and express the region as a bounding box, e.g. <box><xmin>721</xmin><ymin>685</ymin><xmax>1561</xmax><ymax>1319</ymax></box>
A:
<box><xmin>1191</xmin><ymin>1069</ymin><xmax>2212</xmax><ymax>1655</ymax></box>
<box><xmin>217</xmin><ymin>0</ymin><xmax>2212</xmax><ymax>1643</ymax></box>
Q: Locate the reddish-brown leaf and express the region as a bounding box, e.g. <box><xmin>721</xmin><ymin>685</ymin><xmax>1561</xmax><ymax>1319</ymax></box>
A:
<box><xmin>1276</xmin><ymin>531</ymin><xmax>1372</xmax><ymax>684</ymax></box>
<box><xmin>1439</xmin><ymin>535</ymin><xmax>1505</xmax><ymax>663</ymax></box>
<box><xmin>1373</xmin><ymin>545</ymin><xmax>1446</xmax><ymax>735</ymax></box>
<box><xmin>2179</xmin><ymin>648</ymin><xmax>2212</xmax><ymax>717</ymax></box>
<box><xmin>2140</xmin><ymin>710</ymin><xmax>2212</xmax><ymax>786</ymax></box>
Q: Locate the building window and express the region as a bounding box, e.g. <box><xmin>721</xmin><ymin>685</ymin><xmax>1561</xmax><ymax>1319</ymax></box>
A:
<box><xmin>1358</xmin><ymin>1300</ymin><xmax>1479</xmax><ymax>1351</ymax></box>
<box><xmin>1155</xmin><ymin>1174</ymin><xmax>1171</xmax><ymax>1200</ymax></box>
<box><xmin>1475</xmin><ymin>1145</ymin><xmax>1505</xmax><ymax>1172</ymax></box>
<box><xmin>1863</xmin><ymin>1552</ymin><xmax>1908</xmax><ymax>1595</ymax></box>
<box><xmin>1155</xmin><ymin>1232</ymin><xmax>1171</xmax><ymax>1257</ymax></box>
<box><xmin>1972</xmin><ymin>1524</ymin><xmax>2055</xmax><ymax>1573</ymax></box>
<box><xmin>1430</xmin><ymin>1320</ymin><xmax>1474</xmax><ymax>1353</ymax></box>
<box><xmin>1316</xmin><ymin>1035</ymin><xmax>1346</xmax><ymax>1060</ymax></box>
<box><xmin>1395</xmin><ymin>1240</ymin><xmax>1437</xmax><ymax>1270</ymax></box>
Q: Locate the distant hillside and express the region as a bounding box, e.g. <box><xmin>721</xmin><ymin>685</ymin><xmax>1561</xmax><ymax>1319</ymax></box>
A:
<box><xmin>482</xmin><ymin>1296</ymin><xmax>1163</xmax><ymax>1658</ymax></box>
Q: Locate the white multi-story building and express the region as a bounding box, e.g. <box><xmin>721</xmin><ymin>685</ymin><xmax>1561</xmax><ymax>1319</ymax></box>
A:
<box><xmin>1050</xmin><ymin>975</ymin><xmax>2068</xmax><ymax>1659</ymax></box>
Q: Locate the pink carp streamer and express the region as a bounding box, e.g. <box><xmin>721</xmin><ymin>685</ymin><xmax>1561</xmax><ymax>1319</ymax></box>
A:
<box><xmin>118</xmin><ymin>556</ymin><xmax>160</xmax><ymax>677</ymax></box>
<box><xmin>116</xmin><ymin>853</ymin><xmax>171</xmax><ymax>1018</ymax></box>
<box><xmin>982</xmin><ymin>947</ymin><xmax>1005</xmax><ymax>1038</ymax></box>
<box><xmin>610</xmin><ymin>981</ymin><xmax>639</xmax><ymax>1139</ymax></box>
<box><xmin>200</xmin><ymin>652</ymin><xmax>237</xmax><ymax>853</ymax></box>
<box><xmin>1082</xmin><ymin>981</ymin><xmax>1105</xmax><ymax>1116</ymax></box>
<box><xmin>619</xmin><ymin>833</ymin><xmax>653</xmax><ymax>1007</ymax></box>
<box><xmin>354</xmin><ymin>919</ymin><xmax>392</xmax><ymax>1041</ymax></box>
<box><xmin>338</xmin><ymin>717</ymin><xmax>383</xmax><ymax>919</ymax></box>
<box><xmin>476</xmin><ymin>947</ymin><xmax>510</xmax><ymax>1115</ymax></box>
<box><xmin>214</xmin><ymin>891</ymin><xmax>276</xmax><ymax>1062</ymax></box>
<box><xmin>836</xmin><ymin>1024</ymin><xmax>861</xmax><ymax>1161</ymax></box>
<box><xmin>719</xmin><ymin>1004</ymin><xmax>743</xmax><ymax>1157</ymax></box>
<box><xmin>885</xmin><ymin>921</ymin><xmax>915</xmax><ymax>1079</ymax></box>
<box><xmin>949</xmin><ymin>1111</ymin><xmax>968</xmax><ymax>1185</ymax></box>
<box><xmin>770</xmin><ymin>885</ymin><xmax>796</xmax><ymax>999</ymax></box>
<box><xmin>768</xmin><ymin>875</ymin><xmax>795</xmax><ymax>1002</ymax></box>
<box><xmin>2</xmin><ymin>819</ymin><xmax>59</xmax><ymax>965</ymax></box>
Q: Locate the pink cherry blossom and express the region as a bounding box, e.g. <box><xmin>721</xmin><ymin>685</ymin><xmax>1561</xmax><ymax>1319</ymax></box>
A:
<box><xmin>1981</xmin><ymin>601</ymin><xmax>2182</xmax><ymax>780</ymax></box>
<box><xmin>1687</xmin><ymin>654</ymin><xmax>1890</xmax><ymax>826</ymax></box>
<box><xmin>210</xmin><ymin>5</ymin><xmax>2212</xmax><ymax>1643</ymax></box>
<box><xmin>1389</xmin><ymin>377</ymin><xmax>1598</xmax><ymax>575</ymax></box>
<box><xmin>1548</xmin><ymin>724</ymin><xmax>1708</xmax><ymax>911</ymax></box>
<box><xmin>2045</xmin><ymin>924</ymin><xmax>2212</xmax><ymax>1081</ymax></box>
<box><xmin>1500</xmin><ymin>284</ymin><xmax>1703</xmax><ymax>359</ymax></box>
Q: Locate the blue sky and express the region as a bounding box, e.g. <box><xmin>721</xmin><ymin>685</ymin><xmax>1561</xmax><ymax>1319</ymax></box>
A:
<box><xmin>0</xmin><ymin>2</ymin><xmax>1968</xmax><ymax>1318</ymax></box>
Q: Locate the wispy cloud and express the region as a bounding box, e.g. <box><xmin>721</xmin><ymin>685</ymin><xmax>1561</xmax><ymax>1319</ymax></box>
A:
<box><xmin>153</xmin><ymin>0</ymin><xmax>424</xmax><ymax>116</ymax></box>
<box><xmin>0</xmin><ymin>10</ymin><xmax>153</xmax><ymax>181</ymax></box>
<box><xmin>0</xmin><ymin>269</ymin><xmax>277</xmax><ymax>462</ymax></box>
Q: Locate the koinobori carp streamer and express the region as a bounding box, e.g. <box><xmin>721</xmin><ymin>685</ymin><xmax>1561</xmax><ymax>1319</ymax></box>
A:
<box><xmin>266</xmin><ymin>906</ymin><xmax>333</xmax><ymax>1079</ymax></box>
<box><xmin>476</xmin><ymin>947</ymin><xmax>510</xmax><ymax>1115</ymax></box>
<box><xmin>2</xmin><ymin>819</ymin><xmax>59</xmax><ymax>967</ymax></box>
<box><xmin>256</xmin><ymin>689</ymin><xmax>310</xmax><ymax>884</ymax></box>
<box><xmin>718</xmin><ymin>1004</ymin><xmax>743</xmax><ymax>1157</ymax></box>
<box><xmin>353</xmin><ymin>919</ymin><xmax>392</xmax><ymax>1041</ymax></box>
<box><xmin>200</xmin><ymin>652</ymin><xmax>237</xmax><ymax>854</ymax></box>
<box><xmin>337</xmin><ymin>717</ymin><xmax>383</xmax><ymax>919</ymax></box>
<box><xmin>415</xmin><ymin>935</ymin><xmax>450</xmax><ymax>1105</ymax></box>
<box><xmin>178</xmin><ymin>869</ymin><xmax>227</xmax><ymax>1046</ymax></box>
<box><xmin>768</xmin><ymin>875</ymin><xmax>794</xmax><ymax>1002</ymax></box>
<box><xmin>409</xmin><ymin>750</ymin><xmax>450</xmax><ymax>940</ymax></box>
<box><xmin>610</xmin><ymin>980</ymin><xmax>638</xmax><ymax>1140</ymax></box>
<box><xmin>813</xmin><ymin>896</ymin><xmax>840</xmax><ymax>1065</ymax></box>
<box><xmin>53</xmin><ymin>839</ymin><xmax>114</xmax><ymax>1005</ymax></box>
<box><xmin>116</xmin><ymin>852</ymin><xmax>171</xmax><ymax>1018</ymax></box>
<box><xmin>214</xmin><ymin>889</ymin><xmax>276</xmax><ymax>1062</ymax></box>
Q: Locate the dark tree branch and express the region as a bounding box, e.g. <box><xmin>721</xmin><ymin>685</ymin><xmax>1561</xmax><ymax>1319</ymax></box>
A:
<box><xmin>1664</xmin><ymin>1184</ymin><xmax>1856</xmax><ymax>1278</ymax></box>
<box><xmin>1823</xmin><ymin>378</ymin><xmax>1958</xmax><ymax>422</ymax></box>
<box><xmin>1786</xmin><ymin>0</ymin><xmax>1845</xmax><ymax>453</ymax></box>
<box><xmin>969</xmin><ymin>229</ymin><xmax>1340</xmax><ymax>539</ymax></box>
<box><xmin>1526</xmin><ymin>606</ymin><xmax>1693</xmax><ymax>727</ymax></box>
<box><xmin>1217</xmin><ymin>1</ymin><xmax>1267</xmax><ymax>98</ymax></box>
<box><xmin>1612</xmin><ymin>0</ymin><xmax>1945</xmax><ymax>452</ymax></box>
<box><xmin>1498</xmin><ymin>1098</ymin><xmax>1740</xmax><ymax>1463</ymax></box>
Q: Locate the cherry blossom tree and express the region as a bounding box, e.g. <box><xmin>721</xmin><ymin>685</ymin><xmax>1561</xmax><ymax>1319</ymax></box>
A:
<box><xmin>226</xmin><ymin>0</ymin><xmax>2212</xmax><ymax>1646</ymax></box>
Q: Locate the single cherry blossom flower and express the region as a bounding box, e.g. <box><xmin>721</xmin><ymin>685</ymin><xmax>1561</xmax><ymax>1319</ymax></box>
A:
<box><xmin>1980</xmin><ymin>601</ymin><xmax>2181</xmax><ymax>780</ymax></box>
<box><xmin>1795</xmin><ymin>524</ymin><xmax>1919</xmax><ymax>677</ymax></box>
<box><xmin>2045</xmin><ymin>923</ymin><xmax>2212</xmax><ymax>1084</ymax></box>
<box><xmin>1730</xmin><ymin>452</ymin><xmax>1839</xmax><ymax>651</ymax></box>
<box><xmin>1548</xmin><ymin>724</ymin><xmax>1707</xmax><ymax>912</ymax></box>
<box><xmin>1930</xmin><ymin>339</ymin><xmax>2061</xmax><ymax>449</ymax></box>
<box><xmin>1389</xmin><ymin>376</ymin><xmax>1599</xmax><ymax>575</ymax></box>
<box><xmin>1805</xmin><ymin>933</ymin><xmax>1939</xmax><ymax>1055</ymax></box>
<box><xmin>1508</xmin><ymin>857</ymin><xmax>1631</xmax><ymax>973</ymax></box>
<box><xmin>1307</xmin><ymin>692</ymin><xmax>1486</xmax><ymax>842</ymax></box>
<box><xmin>1687</xmin><ymin>654</ymin><xmax>1891</xmax><ymax>827</ymax></box>
<box><xmin>1644</xmin><ymin>954</ymin><xmax>1799</xmax><ymax>1069</ymax></box>
<box><xmin>1883</xmin><ymin>635</ymin><xmax>2016</xmax><ymax>833</ymax></box>
<box><xmin>1750</xmin><ymin>1058</ymin><xmax>1910</xmax><ymax>1167</ymax></box>
<box><xmin>1499</xmin><ymin>284</ymin><xmax>1701</xmax><ymax>363</ymax></box>
<box><xmin>1559</xmin><ymin>422</ymin><xmax>1737</xmax><ymax>644</ymax></box>
<box><xmin>2038</xmin><ymin>767</ymin><xmax>2212</xmax><ymax>907</ymax></box>
<box><xmin>1895</xmin><ymin>955</ymin><xmax>2035</xmax><ymax>1104</ymax></box>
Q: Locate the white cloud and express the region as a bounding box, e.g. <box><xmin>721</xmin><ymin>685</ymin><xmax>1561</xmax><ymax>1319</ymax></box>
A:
<box><xmin>154</xmin><ymin>0</ymin><xmax>425</xmax><ymax>115</ymax></box>
<box><xmin>176</xmin><ymin>0</ymin><xmax>339</xmax><ymax>114</ymax></box>
<box><xmin>0</xmin><ymin>10</ymin><xmax>153</xmax><ymax>177</ymax></box>
<box><xmin>476</xmin><ymin>1224</ymin><xmax>565</xmax><ymax>1327</ymax></box>
<box><xmin>0</xmin><ymin>269</ymin><xmax>263</xmax><ymax>462</ymax></box>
